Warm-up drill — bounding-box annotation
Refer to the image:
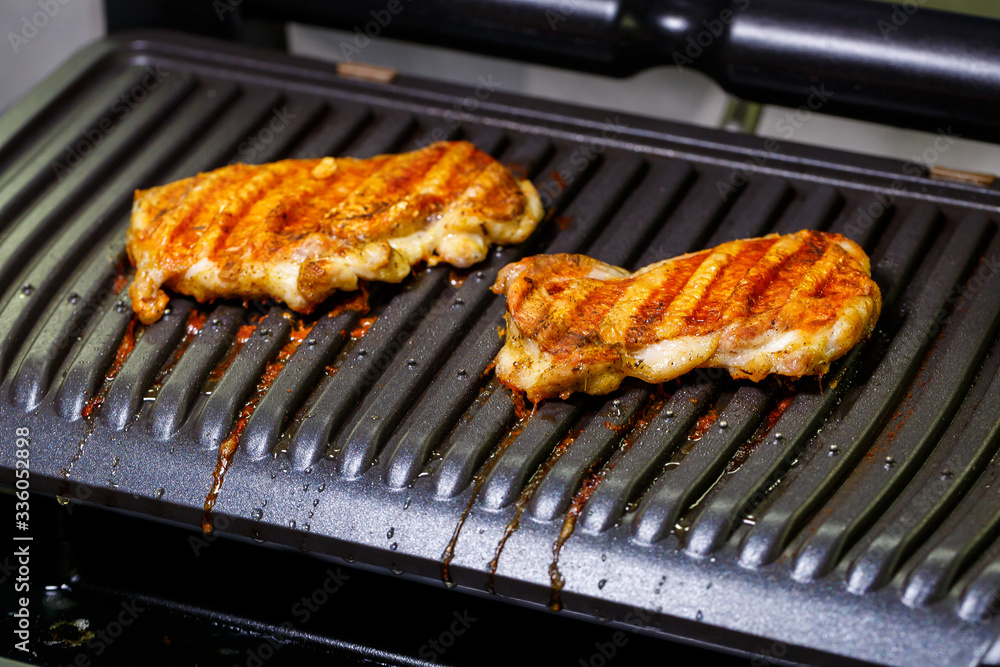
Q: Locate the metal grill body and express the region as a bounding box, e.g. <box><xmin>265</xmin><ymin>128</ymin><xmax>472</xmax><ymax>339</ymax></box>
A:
<box><xmin>3</xmin><ymin>32</ymin><xmax>1000</xmax><ymax>666</ymax></box>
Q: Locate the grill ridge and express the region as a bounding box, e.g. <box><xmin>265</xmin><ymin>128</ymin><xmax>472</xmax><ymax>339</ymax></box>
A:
<box><xmin>0</xmin><ymin>73</ymin><xmax>196</xmax><ymax>380</ymax></box>
<box><xmin>8</xmin><ymin>82</ymin><xmax>242</xmax><ymax>409</ymax></box>
<box><xmin>683</xmin><ymin>212</ymin><xmax>982</xmax><ymax>559</ymax></box>
<box><xmin>573</xmin><ymin>177</ymin><xmax>843</xmax><ymax>539</ymax></box>
<box><xmin>151</xmin><ymin>305</ymin><xmax>244</xmax><ymax>439</ymax></box>
<box><xmin>847</xmin><ymin>330</ymin><xmax>1000</xmax><ymax>596</ymax></box>
<box><xmin>791</xmin><ymin>226</ymin><xmax>1000</xmax><ymax>581</ymax></box>
<box><xmin>0</xmin><ymin>67</ymin><xmax>150</xmax><ymax>231</ymax></box>
<box><xmin>733</xmin><ymin>202</ymin><xmax>942</xmax><ymax>566</ymax></box>
<box><xmin>737</xmin><ymin>214</ymin><xmax>993</xmax><ymax>571</ymax></box>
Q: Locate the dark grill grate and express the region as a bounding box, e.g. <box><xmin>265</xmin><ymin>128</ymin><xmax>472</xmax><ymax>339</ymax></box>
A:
<box><xmin>3</xmin><ymin>31</ymin><xmax>1000</xmax><ymax>666</ymax></box>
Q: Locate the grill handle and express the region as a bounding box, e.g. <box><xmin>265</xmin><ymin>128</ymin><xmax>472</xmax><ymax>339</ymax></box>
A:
<box><xmin>258</xmin><ymin>0</ymin><xmax>1000</xmax><ymax>143</ymax></box>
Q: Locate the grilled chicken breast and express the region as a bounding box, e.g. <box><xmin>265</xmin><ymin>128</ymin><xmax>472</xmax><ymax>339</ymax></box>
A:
<box><xmin>492</xmin><ymin>230</ymin><xmax>881</xmax><ymax>402</ymax></box>
<box><xmin>127</xmin><ymin>141</ymin><xmax>544</xmax><ymax>324</ymax></box>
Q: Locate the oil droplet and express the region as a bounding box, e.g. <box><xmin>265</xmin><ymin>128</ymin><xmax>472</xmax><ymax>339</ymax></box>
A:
<box><xmin>390</xmin><ymin>564</ymin><xmax>403</xmax><ymax>575</ymax></box>
<box><xmin>317</xmin><ymin>483</ymin><xmax>326</xmax><ymax>492</ymax></box>
<box><xmin>696</xmin><ymin>611</ymin><xmax>703</xmax><ymax>621</ymax></box>
<box><xmin>386</xmin><ymin>527</ymin><xmax>395</xmax><ymax>539</ymax></box>
<box><xmin>600</xmin><ymin>554</ymin><xmax>607</xmax><ymax>562</ymax></box>
<box><xmin>346</xmin><ymin>553</ymin><xmax>355</xmax><ymax>563</ymax></box>
<box><xmin>884</xmin><ymin>456</ymin><xmax>896</xmax><ymax>468</ymax></box>
<box><xmin>251</xmin><ymin>508</ymin><xmax>263</xmax><ymax>521</ymax></box>
<box><xmin>828</xmin><ymin>444</ymin><xmax>839</xmax><ymax>456</ymax></box>
<box><xmin>312</xmin><ymin>498</ymin><xmax>320</xmax><ymax>507</ymax></box>
<box><xmin>390</xmin><ymin>542</ymin><xmax>398</xmax><ymax>551</ymax></box>
<box><xmin>403</xmin><ymin>498</ymin><xmax>411</xmax><ymax>510</ymax></box>
<box><xmin>21</xmin><ymin>284</ymin><xmax>34</xmax><ymax>296</ymax></box>
<box><xmin>303</xmin><ymin>523</ymin><xmax>311</xmax><ymax>532</ymax></box>
<box><xmin>154</xmin><ymin>488</ymin><xmax>164</xmax><ymax>500</ymax></box>
<box><xmin>67</xmin><ymin>293</ymin><xmax>79</xmax><ymax>304</ymax></box>
<box><xmin>597</xmin><ymin>579</ymin><xmax>607</xmax><ymax>590</ymax></box>
<box><xmin>115</xmin><ymin>301</ymin><xmax>127</xmax><ymax>313</ymax></box>
<box><xmin>288</xmin><ymin>519</ymin><xmax>296</xmax><ymax>529</ymax></box>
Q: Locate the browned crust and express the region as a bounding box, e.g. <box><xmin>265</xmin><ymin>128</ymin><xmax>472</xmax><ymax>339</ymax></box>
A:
<box><xmin>491</xmin><ymin>230</ymin><xmax>882</xmax><ymax>401</ymax></box>
<box><xmin>127</xmin><ymin>141</ymin><xmax>538</xmax><ymax>324</ymax></box>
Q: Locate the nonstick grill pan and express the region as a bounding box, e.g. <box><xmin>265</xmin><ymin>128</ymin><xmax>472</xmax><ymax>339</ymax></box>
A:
<box><xmin>3</xmin><ymin>31</ymin><xmax>1000</xmax><ymax>666</ymax></box>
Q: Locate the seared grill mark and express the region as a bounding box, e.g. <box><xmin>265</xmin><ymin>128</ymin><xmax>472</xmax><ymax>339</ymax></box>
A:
<box><xmin>627</xmin><ymin>253</ymin><xmax>710</xmax><ymax>343</ymax></box>
<box><xmin>686</xmin><ymin>238</ymin><xmax>776</xmax><ymax>329</ymax></box>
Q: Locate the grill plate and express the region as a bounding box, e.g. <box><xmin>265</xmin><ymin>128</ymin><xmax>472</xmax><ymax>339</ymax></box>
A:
<box><xmin>3</xmin><ymin>31</ymin><xmax>1000</xmax><ymax>666</ymax></box>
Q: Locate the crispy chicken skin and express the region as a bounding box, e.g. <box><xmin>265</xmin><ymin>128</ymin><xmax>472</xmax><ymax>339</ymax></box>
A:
<box><xmin>491</xmin><ymin>230</ymin><xmax>881</xmax><ymax>402</ymax></box>
<box><xmin>127</xmin><ymin>141</ymin><xmax>543</xmax><ymax>324</ymax></box>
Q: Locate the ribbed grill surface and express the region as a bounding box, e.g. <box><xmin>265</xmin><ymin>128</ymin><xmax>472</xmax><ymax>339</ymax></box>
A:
<box><xmin>3</xmin><ymin>32</ymin><xmax>1000</xmax><ymax>667</ymax></box>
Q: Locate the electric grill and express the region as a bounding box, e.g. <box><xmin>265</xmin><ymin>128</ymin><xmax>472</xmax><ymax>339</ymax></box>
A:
<box><xmin>3</xmin><ymin>6</ymin><xmax>1000</xmax><ymax>664</ymax></box>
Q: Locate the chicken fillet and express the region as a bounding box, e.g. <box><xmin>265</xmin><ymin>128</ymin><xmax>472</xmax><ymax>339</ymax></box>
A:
<box><xmin>491</xmin><ymin>230</ymin><xmax>881</xmax><ymax>402</ymax></box>
<box><xmin>127</xmin><ymin>141</ymin><xmax>543</xmax><ymax>324</ymax></box>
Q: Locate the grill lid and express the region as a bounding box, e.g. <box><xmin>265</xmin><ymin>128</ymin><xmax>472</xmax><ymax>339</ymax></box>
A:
<box><xmin>3</xmin><ymin>31</ymin><xmax>1000</xmax><ymax>667</ymax></box>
